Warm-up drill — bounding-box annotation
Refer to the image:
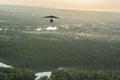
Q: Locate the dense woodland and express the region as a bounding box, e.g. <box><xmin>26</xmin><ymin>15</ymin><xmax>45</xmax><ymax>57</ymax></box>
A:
<box><xmin>0</xmin><ymin>67</ymin><xmax>35</xmax><ymax>80</ymax></box>
<box><xmin>1</xmin><ymin>68</ymin><xmax>120</xmax><ymax>80</ymax></box>
<box><xmin>40</xmin><ymin>69</ymin><xmax>120</xmax><ymax>80</ymax></box>
<box><xmin>1</xmin><ymin>36</ymin><xmax>120</xmax><ymax>71</ymax></box>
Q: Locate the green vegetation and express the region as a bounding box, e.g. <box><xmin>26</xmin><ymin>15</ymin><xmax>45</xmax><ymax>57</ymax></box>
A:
<box><xmin>39</xmin><ymin>76</ymin><xmax>49</xmax><ymax>80</ymax></box>
<box><xmin>1</xmin><ymin>36</ymin><xmax>120</xmax><ymax>71</ymax></box>
<box><xmin>40</xmin><ymin>69</ymin><xmax>120</xmax><ymax>80</ymax></box>
<box><xmin>0</xmin><ymin>67</ymin><xmax>35</xmax><ymax>80</ymax></box>
<box><xmin>0</xmin><ymin>5</ymin><xmax>120</xmax><ymax>71</ymax></box>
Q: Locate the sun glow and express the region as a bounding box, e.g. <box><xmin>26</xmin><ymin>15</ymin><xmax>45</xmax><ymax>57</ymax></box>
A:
<box><xmin>68</xmin><ymin>0</ymin><xmax>98</xmax><ymax>3</ymax></box>
<box><xmin>0</xmin><ymin>0</ymin><xmax>120</xmax><ymax>12</ymax></box>
<box><xmin>74</xmin><ymin>0</ymin><xmax>91</xmax><ymax>3</ymax></box>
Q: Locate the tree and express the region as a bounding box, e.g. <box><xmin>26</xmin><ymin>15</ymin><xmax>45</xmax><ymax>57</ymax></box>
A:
<box><xmin>0</xmin><ymin>74</ymin><xmax>8</xmax><ymax>80</ymax></box>
<box><xmin>39</xmin><ymin>76</ymin><xmax>49</xmax><ymax>80</ymax></box>
<box><xmin>0</xmin><ymin>67</ymin><xmax>35</xmax><ymax>80</ymax></box>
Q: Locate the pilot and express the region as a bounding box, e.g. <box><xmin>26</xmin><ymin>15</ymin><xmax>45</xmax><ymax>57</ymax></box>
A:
<box><xmin>50</xmin><ymin>19</ymin><xmax>53</xmax><ymax>23</ymax></box>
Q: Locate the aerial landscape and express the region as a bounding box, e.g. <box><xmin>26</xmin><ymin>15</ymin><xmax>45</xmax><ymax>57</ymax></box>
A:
<box><xmin>0</xmin><ymin>0</ymin><xmax>120</xmax><ymax>80</ymax></box>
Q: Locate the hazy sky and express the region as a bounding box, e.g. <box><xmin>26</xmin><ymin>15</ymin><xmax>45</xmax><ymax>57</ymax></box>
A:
<box><xmin>0</xmin><ymin>0</ymin><xmax>120</xmax><ymax>11</ymax></box>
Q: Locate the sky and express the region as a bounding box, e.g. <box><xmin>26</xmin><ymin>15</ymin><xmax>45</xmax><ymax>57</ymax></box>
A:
<box><xmin>0</xmin><ymin>0</ymin><xmax>120</xmax><ymax>12</ymax></box>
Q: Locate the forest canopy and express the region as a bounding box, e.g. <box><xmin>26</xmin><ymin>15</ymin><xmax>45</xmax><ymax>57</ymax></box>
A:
<box><xmin>0</xmin><ymin>67</ymin><xmax>35</xmax><ymax>80</ymax></box>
